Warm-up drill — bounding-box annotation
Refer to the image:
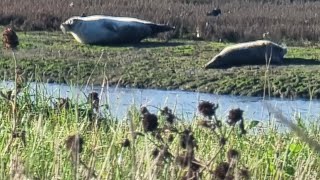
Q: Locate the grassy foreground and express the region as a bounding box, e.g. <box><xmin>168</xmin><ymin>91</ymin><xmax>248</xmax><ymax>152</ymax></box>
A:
<box><xmin>0</xmin><ymin>84</ymin><xmax>319</xmax><ymax>179</ymax></box>
<box><xmin>1</xmin><ymin>29</ymin><xmax>320</xmax><ymax>99</ymax></box>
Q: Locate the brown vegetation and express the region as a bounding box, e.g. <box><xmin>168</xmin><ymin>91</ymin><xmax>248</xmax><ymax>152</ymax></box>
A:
<box><xmin>2</xmin><ymin>27</ymin><xmax>19</xmax><ymax>49</ymax></box>
<box><xmin>1</xmin><ymin>0</ymin><xmax>320</xmax><ymax>42</ymax></box>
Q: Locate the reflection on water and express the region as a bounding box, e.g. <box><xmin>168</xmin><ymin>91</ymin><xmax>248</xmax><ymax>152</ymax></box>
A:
<box><xmin>1</xmin><ymin>81</ymin><xmax>320</xmax><ymax>121</ymax></box>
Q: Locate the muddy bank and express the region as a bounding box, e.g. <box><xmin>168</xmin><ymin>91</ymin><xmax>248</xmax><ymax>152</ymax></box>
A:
<box><xmin>1</xmin><ymin>30</ymin><xmax>320</xmax><ymax>99</ymax></box>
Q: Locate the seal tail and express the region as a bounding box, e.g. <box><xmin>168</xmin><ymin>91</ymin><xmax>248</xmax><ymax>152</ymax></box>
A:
<box><xmin>148</xmin><ymin>24</ymin><xmax>175</xmax><ymax>35</ymax></box>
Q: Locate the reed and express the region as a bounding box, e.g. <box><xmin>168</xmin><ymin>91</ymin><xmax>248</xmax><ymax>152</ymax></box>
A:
<box><xmin>0</xmin><ymin>82</ymin><xmax>319</xmax><ymax>179</ymax></box>
<box><xmin>1</xmin><ymin>0</ymin><xmax>320</xmax><ymax>42</ymax></box>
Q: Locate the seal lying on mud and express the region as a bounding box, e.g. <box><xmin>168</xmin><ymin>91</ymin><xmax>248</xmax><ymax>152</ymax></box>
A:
<box><xmin>205</xmin><ymin>40</ymin><xmax>287</xmax><ymax>68</ymax></box>
<box><xmin>60</xmin><ymin>15</ymin><xmax>174</xmax><ymax>45</ymax></box>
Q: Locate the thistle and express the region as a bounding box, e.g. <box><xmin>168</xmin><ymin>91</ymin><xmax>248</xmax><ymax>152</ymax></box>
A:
<box><xmin>2</xmin><ymin>27</ymin><xmax>19</xmax><ymax>50</ymax></box>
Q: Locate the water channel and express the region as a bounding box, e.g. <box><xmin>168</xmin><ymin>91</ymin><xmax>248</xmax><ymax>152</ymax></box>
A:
<box><xmin>1</xmin><ymin>81</ymin><xmax>320</xmax><ymax>122</ymax></box>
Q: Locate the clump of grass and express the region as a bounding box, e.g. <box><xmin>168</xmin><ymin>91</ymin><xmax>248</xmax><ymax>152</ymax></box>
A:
<box><xmin>0</xmin><ymin>83</ymin><xmax>319</xmax><ymax>179</ymax></box>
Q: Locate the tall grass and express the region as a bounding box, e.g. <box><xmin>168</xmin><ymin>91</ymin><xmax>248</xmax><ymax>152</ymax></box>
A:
<box><xmin>1</xmin><ymin>0</ymin><xmax>320</xmax><ymax>42</ymax></box>
<box><xmin>0</xmin><ymin>82</ymin><xmax>319</xmax><ymax>179</ymax></box>
<box><xmin>1</xmin><ymin>2</ymin><xmax>320</xmax><ymax>178</ymax></box>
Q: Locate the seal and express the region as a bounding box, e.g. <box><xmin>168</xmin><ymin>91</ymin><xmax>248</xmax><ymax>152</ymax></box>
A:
<box><xmin>205</xmin><ymin>40</ymin><xmax>287</xmax><ymax>68</ymax></box>
<box><xmin>60</xmin><ymin>15</ymin><xmax>174</xmax><ymax>45</ymax></box>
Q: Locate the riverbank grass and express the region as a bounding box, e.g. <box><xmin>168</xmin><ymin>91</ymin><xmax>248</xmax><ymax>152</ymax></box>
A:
<box><xmin>0</xmin><ymin>84</ymin><xmax>319</xmax><ymax>179</ymax></box>
<box><xmin>1</xmin><ymin>28</ymin><xmax>320</xmax><ymax>99</ymax></box>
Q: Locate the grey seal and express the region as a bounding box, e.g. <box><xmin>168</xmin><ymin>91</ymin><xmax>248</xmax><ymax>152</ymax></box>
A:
<box><xmin>205</xmin><ymin>40</ymin><xmax>287</xmax><ymax>68</ymax></box>
<box><xmin>60</xmin><ymin>15</ymin><xmax>174</xmax><ymax>45</ymax></box>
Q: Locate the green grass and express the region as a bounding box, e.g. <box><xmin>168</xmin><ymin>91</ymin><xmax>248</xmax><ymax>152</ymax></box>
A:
<box><xmin>2</xmin><ymin>27</ymin><xmax>320</xmax><ymax>99</ymax></box>
<box><xmin>0</xmin><ymin>85</ymin><xmax>319</xmax><ymax>179</ymax></box>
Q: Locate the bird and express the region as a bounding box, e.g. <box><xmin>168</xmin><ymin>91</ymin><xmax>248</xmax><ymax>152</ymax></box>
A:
<box><xmin>262</xmin><ymin>32</ymin><xmax>270</xmax><ymax>39</ymax></box>
<box><xmin>207</xmin><ymin>8</ymin><xmax>222</xmax><ymax>17</ymax></box>
<box><xmin>60</xmin><ymin>15</ymin><xmax>175</xmax><ymax>45</ymax></box>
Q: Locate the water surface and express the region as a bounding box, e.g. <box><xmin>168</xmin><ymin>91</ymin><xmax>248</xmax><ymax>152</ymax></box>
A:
<box><xmin>1</xmin><ymin>81</ymin><xmax>320</xmax><ymax>121</ymax></box>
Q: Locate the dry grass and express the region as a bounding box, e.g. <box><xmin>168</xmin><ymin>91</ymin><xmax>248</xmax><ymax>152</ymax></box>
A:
<box><xmin>1</xmin><ymin>0</ymin><xmax>320</xmax><ymax>42</ymax></box>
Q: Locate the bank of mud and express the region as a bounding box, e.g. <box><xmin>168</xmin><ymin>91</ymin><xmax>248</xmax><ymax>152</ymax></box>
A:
<box><xmin>1</xmin><ymin>30</ymin><xmax>320</xmax><ymax>99</ymax></box>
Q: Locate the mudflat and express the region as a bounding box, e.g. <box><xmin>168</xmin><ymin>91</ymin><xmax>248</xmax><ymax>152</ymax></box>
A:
<box><xmin>1</xmin><ymin>30</ymin><xmax>320</xmax><ymax>99</ymax></box>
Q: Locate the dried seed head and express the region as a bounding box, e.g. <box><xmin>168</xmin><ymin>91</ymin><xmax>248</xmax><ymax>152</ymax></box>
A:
<box><xmin>152</xmin><ymin>146</ymin><xmax>172</xmax><ymax>163</ymax></box>
<box><xmin>180</xmin><ymin>129</ymin><xmax>197</xmax><ymax>149</ymax></box>
<box><xmin>176</xmin><ymin>155</ymin><xmax>188</xmax><ymax>168</ymax></box>
<box><xmin>140</xmin><ymin>106</ymin><xmax>149</xmax><ymax>114</ymax></box>
<box><xmin>121</xmin><ymin>138</ymin><xmax>130</xmax><ymax>148</ymax></box>
<box><xmin>87</xmin><ymin>92</ymin><xmax>99</xmax><ymax>111</ymax></box>
<box><xmin>227</xmin><ymin>149</ymin><xmax>240</xmax><ymax>162</ymax></box>
<box><xmin>227</xmin><ymin>108</ymin><xmax>243</xmax><ymax>125</ymax></box>
<box><xmin>175</xmin><ymin>154</ymin><xmax>200</xmax><ymax>171</ymax></box>
<box><xmin>160</xmin><ymin>106</ymin><xmax>175</xmax><ymax>124</ymax></box>
<box><xmin>198</xmin><ymin>101</ymin><xmax>218</xmax><ymax>117</ymax></box>
<box><xmin>168</xmin><ymin>134</ymin><xmax>174</xmax><ymax>143</ymax></box>
<box><xmin>219</xmin><ymin>137</ymin><xmax>227</xmax><ymax>146</ymax></box>
<box><xmin>190</xmin><ymin>159</ymin><xmax>201</xmax><ymax>172</ymax></box>
<box><xmin>158</xmin><ymin>145</ymin><xmax>172</xmax><ymax>160</ymax></box>
<box><xmin>239</xmin><ymin>168</ymin><xmax>250</xmax><ymax>179</ymax></box>
<box><xmin>213</xmin><ymin>162</ymin><xmax>230</xmax><ymax>180</ymax></box>
<box><xmin>142</xmin><ymin>112</ymin><xmax>158</xmax><ymax>132</ymax></box>
<box><xmin>65</xmin><ymin>134</ymin><xmax>84</xmax><ymax>153</ymax></box>
<box><xmin>12</xmin><ymin>130</ymin><xmax>26</xmax><ymax>146</ymax></box>
<box><xmin>2</xmin><ymin>27</ymin><xmax>19</xmax><ymax>50</ymax></box>
<box><xmin>55</xmin><ymin>98</ymin><xmax>70</xmax><ymax>110</ymax></box>
<box><xmin>152</xmin><ymin>148</ymin><xmax>160</xmax><ymax>159</ymax></box>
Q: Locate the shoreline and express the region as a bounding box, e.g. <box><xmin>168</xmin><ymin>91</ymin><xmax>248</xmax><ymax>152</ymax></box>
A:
<box><xmin>1</xmin><ymin>29</ymin><xmax>320</xmax><ymax>100</ymax></box>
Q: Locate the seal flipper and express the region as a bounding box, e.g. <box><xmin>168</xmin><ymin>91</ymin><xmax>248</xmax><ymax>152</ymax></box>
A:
<box><xmin>147</xmin><ymin>24</ymin><xmax>175</xmax><ymax>35</ymax></box>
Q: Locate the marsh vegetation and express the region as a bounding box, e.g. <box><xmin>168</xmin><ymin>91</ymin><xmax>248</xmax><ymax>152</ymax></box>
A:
<box><xmin>1</xmin><ymin>1</ymin><xmax>320</xmax><ymax>179</ymax></box>
<box><xmin>1</xmin><ymin>0</ymin><xmax>320</xmax><ymax>42</ymax></box>
<box><xmin>1</xmin><ymin>29</ymin><xmax>320</xmax><ymax>99</ymax></box>
<box><xmin>0</xmin><ymin>83</ymin><xmax>319</xmax><ymax>179</ymax></box>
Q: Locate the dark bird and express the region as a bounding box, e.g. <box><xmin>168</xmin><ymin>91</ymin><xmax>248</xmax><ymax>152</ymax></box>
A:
<box><xmin>207</xmin><ymin>8</ymin><xmax>222</xmax><ymax>17</ymax></box>
<box><xmin>2</xmin><ymin>27</ymin><xmax>19</xmax><ymax>49</ymax></box>
<box><xmin>80</xmin><ymin>13</ymin><xmax>86</xmax><ymax>17</ymax></box>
